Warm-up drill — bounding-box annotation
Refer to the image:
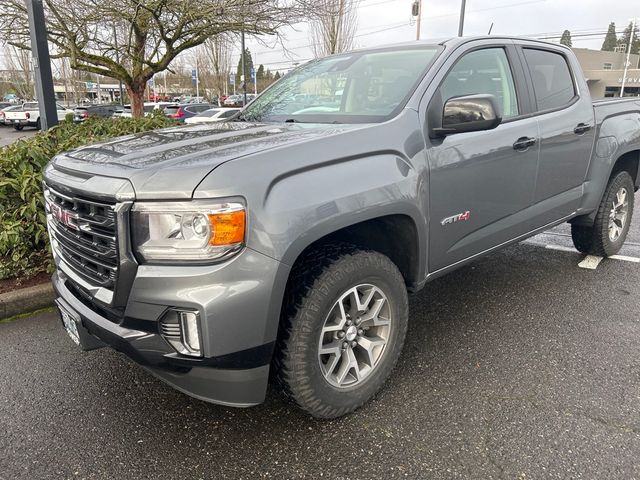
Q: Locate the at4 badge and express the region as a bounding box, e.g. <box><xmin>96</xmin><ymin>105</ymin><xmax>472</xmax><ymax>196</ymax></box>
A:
<box><xmin>441</xmin><ymin>210</ymin><xmax>471</xmax><ymax>226</ymax></box>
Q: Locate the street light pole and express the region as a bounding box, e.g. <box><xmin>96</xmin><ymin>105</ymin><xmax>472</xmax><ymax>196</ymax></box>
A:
<box><xmin>415</xmin><ymin>0</ymin><xmax>422</xmax><ymax>41</ymax></box>
<box><xmin>241</xmin><ymin>28</ymin><xmax>247</xmax><ymax>106</ymax></box>
<box><xmin>112</xmin><ymin>22</ymin><xmax>124</xmax><ymax>105</ymax></box>
<box><xmin>620</xmin><ymin>17</ymin><xmax>637</xmax><ymax>98</ymax></box>
<box><xmin>26</xmin><ymin>0</ymin><xmax>57</xmax><ymax>130</ymax></box>
<box><xmin>458</xmin><ymin>0</ymin><xmax>467</xmax><ymax>37</ymax></box>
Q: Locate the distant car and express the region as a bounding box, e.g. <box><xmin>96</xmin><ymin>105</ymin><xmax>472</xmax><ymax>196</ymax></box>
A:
<box><xmin>5</xmin><ymin>102</ymin><xmax>73</xmax><ymax>130</ymax></box>
<box><xmin>73</xmin><ymin>105</ymin><xmax>119</xmax><ymax>122</ymax></box>
<box><xmin>120</xmin><ymin>102</ymin><xmax>175</xmax><ymax>118</ymax></box>
<box><xmin>224</xmin><ymin>94</ymin><xmax>255</xmax><ymax>107</ymax></box>
<box><xmin>0</xmin><ymin>105</ymin><xmax>22</xmax><ymax>126</ymax></box>
<box><xmin>184</xmin><ymin>107</ymin><xmax>241</xmax><ymax>124</ymax></box>
<box><xmin>163</xmin><ymin>103</ymin><xmax>211</xmax><ymax>122</ymax></box>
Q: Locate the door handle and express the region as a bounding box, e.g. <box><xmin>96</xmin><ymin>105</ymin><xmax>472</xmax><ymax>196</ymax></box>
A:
<box><xmin>574</xmin><ymin>123</ymin><xmax>592</xmax><ymax>135</ymax></box>
<box><xmin>513</xmin><ymin>136</ymin><xmax>537</xmax><ymax>151</ymax></box>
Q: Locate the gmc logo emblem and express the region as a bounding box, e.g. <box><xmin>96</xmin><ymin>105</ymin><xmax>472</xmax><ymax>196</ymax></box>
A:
<box><xmin>50</xmin><ymin>204</ymin><xmax>79</xmax><ymax>230</ymax></box>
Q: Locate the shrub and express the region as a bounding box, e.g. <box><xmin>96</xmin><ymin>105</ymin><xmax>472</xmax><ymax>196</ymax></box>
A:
<box><xmin>0</xmin><ymin>113</ymin><xmax>177</xmax><ymax>280</ymax></box>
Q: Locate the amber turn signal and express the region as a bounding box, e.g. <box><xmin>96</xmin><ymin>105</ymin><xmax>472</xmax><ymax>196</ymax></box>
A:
<box><xmin>208</xmin><ymin>210</ymin><xmax>246</xmax><ymax>246</ymax></box>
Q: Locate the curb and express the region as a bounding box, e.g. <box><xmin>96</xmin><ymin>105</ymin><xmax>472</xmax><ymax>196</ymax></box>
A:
<box><xmin>0</xmin><ymin>283</ymin><xmax>55</xmax><ymax>320</ymax></box>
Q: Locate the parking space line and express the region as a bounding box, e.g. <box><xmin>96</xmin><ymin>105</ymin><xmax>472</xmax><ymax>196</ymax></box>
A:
<box><xmin>538</xmin><ymin>243</ymin><xmax>640</xmax><ymax>265</ymax></box>
<box><xmin>544</xmin><ymin>244</ymin><xmax>577</xmax><ymax>253</ymax></box>
<box><xmin>610</xmin><ymin>254</ymin><xmax>640</xmax><ymax>263</ymax></box>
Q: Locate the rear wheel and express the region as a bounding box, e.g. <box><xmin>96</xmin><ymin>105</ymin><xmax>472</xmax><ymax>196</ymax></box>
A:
<box><xmin>14</xmin><ymin>124</ymin><xmax>23</xmax><ymax>131</ymax></box>
<box><xmin>36</xmin><ymin>118</ymin><xmax>41</xmax><ymax>130</ymax></box>
<box><xmin>572</xmin><ymin>170</ymin><xmax>634</xmax><ymax>257</ymax></box>
<box><xmin>275</xmin><ymin>247</ymin><xmax>408</xmax><ymax>418</ymax></box>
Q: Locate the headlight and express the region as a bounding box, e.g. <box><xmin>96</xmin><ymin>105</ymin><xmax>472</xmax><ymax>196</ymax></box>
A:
<box><xmin>131</xmin><ymin>201</ymin><xmax>246</xmax><ymax>262</ymax></box>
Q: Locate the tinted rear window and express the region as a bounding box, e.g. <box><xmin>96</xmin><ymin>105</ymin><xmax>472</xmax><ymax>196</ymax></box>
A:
<box><xmin>523</xmin><ymin>48</ymin><xmax>575</xmax><ymax>111</ymax></box>
<box><xmin>164</xmin><ymin>106</ymin><xmax>180</xmax><ymax>113</ymax></box>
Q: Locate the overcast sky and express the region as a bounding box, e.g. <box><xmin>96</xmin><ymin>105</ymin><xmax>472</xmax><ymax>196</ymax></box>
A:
<box><xmin>239</xmin><ymin>0</ymin><xmax>639</xmax><ymax>73</ymax></box>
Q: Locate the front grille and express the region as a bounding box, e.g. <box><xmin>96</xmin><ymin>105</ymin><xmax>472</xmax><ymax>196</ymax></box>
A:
<box><xmin>44</xmin><ymin>184</ymin><xmax>119</xmax><ymax>291</ymax></box>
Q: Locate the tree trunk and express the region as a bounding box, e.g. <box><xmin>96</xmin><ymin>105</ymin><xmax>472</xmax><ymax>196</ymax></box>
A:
<box><xmin>126</xmin><ymin>82</ymin><xmax>146</xmax><ymax>118</ymax></box>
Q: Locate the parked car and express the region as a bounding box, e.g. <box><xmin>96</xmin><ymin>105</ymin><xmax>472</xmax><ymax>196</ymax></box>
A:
<box><xmin>120</xmin><ymin>102</ymin><xmax>175</xmax><ymax>118</ymax></box>
<box><xmin>184</xmin><ymin>107</ymin><xmax>241</xmax><ymax>124</ymax></box>
<box><xmin>44</xmin><ymin>37</ymin><xmax>640</xmax><ymax>419</ymax></box>
<box><xmin>73</xmin><ymin>105</ymin><xmax>120</xmax><ymax>122</ymax></box>
<box><xmin>6</xmin><ymin>102</ymin><xmax>73</xmax><ymax>130</ymax></box>
<box><xmin>0</xmin><ymin>105</ymin><xmax>23</xmax><ymax>126</ymax></box>
<box><xmin>224</xmin><ymin>94</ymin><xmax>255</xmax><ymax>107</ymax></box>
<box><xmin>163</xmin><ymin>103</ymin><xmax>211</xmax><ymax>122</ymax></box>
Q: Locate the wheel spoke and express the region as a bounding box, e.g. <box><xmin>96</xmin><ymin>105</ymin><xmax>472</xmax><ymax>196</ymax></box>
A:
<box><xmin>357</xmin><ymin>335</ymin><xmax>386</xmax><ymax>367</ymax></box>
<box><xmin>335</xmin><ymin>348</ymin><xmax>358</xmax><ymax>385</ymax></box>
<box><xmin>358</xmin><ymin>298</ymin><xmax>389</xmax><ymax>327</ymax></box>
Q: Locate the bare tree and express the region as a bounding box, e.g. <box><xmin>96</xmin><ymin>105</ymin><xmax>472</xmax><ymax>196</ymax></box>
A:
<box><xmin>310</xmin><ymin>0</ymin><xmax>359</xmax><ymax>58</ymax></box>
<box><xmin>0</xmin><ymin>0</ymin><xmax>305</xmax><ymax>117</ymax></box>
<box><xmin>202</xmin><ymin>34</ymin><xmax>233</xmax><ymax>98</ymax></box>
<box><xmin>3</xmin><ymin>44</ymin><xmax>33</xmax><ymax>99</ymax></box>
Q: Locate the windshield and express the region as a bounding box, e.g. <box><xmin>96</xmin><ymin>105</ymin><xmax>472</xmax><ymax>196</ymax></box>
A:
<box><xmin>241</xmin><ymin>45</ymin><xmax>439</xmax><ymax>124</ymax></box>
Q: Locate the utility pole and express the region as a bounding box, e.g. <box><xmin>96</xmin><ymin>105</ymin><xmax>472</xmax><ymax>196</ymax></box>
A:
<box><xmin>620</xmin><ymin>17</ymin><xmax>637</xmax><ymax>98</ymax></box>
<box><xmin>112</xmin><ymin>22</ymin><xmax>124</xmax><ymax>105</ymax></box>
<box><xmin>458</xmin><ymin>0</ymin><xmax>467</xmax><ymax>37</ymax></box>
<box><xmin>241</xmin><ymin>29</ymin><xmax>247</xmax><ymax>106</ymax></box>
<box><xmin>411</xmin><ymin>1</ymin><xmax>422</xmax><ymax>40</ymax></box>
<box><xmin>196</xmin><ymin>57</ymin><xmax>200</xmax><ymax>99</ymax></box>
<box><xmin>26</xmin><ymin>0</ymin><xmax>57</xmax><ymax>130</ymax></box>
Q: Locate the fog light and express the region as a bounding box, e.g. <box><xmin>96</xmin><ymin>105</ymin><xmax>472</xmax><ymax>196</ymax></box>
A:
<box><xmin>179</xmin><ymin>311</ymin><xmax>201</xmax><ymax>354</ymax></box>
<box><xmin>160</xmin><ymin>310</ymin><xmax>202</xmax><ymax>357</ymax></box>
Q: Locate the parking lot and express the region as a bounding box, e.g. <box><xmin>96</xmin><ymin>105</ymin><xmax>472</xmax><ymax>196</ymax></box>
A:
<box><xmin>0</xmin><ymin>124</ymin><xmax>38</xmax><ymax>148</ymax></box>
<box><xmin>1</xmin><ymin>201</ymin><xmax>639</xmax><ymax>479</ymax></box>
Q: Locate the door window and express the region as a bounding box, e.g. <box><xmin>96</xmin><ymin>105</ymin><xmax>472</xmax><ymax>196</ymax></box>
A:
<box><xmin>440</xmin><ymin>48</ymin><xmax>519</xmax><ymax>118</ymax></box>
<box><xmin>523</xmin><ymin>48</ymin><xmax>575</xmax><ymax>111</ymax></box>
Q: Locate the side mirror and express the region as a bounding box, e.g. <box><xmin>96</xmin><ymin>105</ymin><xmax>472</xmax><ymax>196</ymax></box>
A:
<box><xmin>433</xmin><ymin>94</ymin><xmax>502</xmax><ymax>137</ymax></box>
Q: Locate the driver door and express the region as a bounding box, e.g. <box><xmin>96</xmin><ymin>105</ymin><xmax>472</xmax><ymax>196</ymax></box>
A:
<box><xmin>427</xmin><ymin>46</ymin><xmax>539</xmax><ymax>272</ymax></box>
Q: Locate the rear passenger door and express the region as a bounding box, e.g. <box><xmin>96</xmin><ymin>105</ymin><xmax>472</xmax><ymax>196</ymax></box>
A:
<box><xmin>518</xmin><ymin>45</ymin><xmax>596</xmax><ymax>225</ymax></box>
<box><xmin>426</xmin><ymin>43</ymin><xmax>540</xmax><ymax>272</ymax></box>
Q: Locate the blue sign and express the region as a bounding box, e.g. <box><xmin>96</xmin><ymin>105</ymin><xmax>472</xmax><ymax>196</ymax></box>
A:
<box><xmin>229</xmin><ymin>72</ymin><xmax>236</xmax><ymax>84</ymax></box>
<box><xmin>191</xmin><ymin>69</ymin><xmax>197</xmax><ymax>86</ymax></box>
<box><xmin>250</xmin><ymin>67</ymin><xmax>256</xmax><ymax>81</ymax></box>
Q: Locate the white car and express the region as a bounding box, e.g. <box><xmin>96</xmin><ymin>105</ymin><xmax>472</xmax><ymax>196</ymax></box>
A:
<box><xmin>120</xmin><ymin>102</ymin><xmax>176</xmax><ymax>118</ymax></box>
<box><xmin>6</xmin><ymin>102</ymin><xmax>73</xmax><ymax>130</ymax></box>
<box><xmin>184</xmin><ymin>107</ymin><xmax>241</xmax><ymax>124</ymax></box>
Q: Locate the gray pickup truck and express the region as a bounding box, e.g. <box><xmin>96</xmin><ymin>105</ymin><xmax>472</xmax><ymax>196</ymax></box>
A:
<box><xmin>44</xmin><ymin>36</ymin><xmax>639</xmax><ymax>418</ymax></box>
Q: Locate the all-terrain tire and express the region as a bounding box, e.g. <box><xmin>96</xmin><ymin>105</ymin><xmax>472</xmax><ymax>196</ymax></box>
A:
<box><xmin>571</xmin><ymin>170</ymin><xmax>635</xmax><ymax>257</ymax></box>
<box><xmin>274</xmin><ymin>246</ymin><xmax>408</xmax><ymax>419</ymax></box>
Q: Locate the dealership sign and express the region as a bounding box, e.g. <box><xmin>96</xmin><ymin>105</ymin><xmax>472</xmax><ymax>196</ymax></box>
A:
<box><xmin>619</xmin><ymin>77</ymin><xmax>640</xmax><ymax>83</ymax></box>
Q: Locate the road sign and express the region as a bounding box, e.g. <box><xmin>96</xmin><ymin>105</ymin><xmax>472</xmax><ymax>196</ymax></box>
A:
<box><xmin>191</xmin><ymin>69</ymin><xmax>197</xmax><ymax>86</ymax></box>
<box><xmin>250</xmin><ymin>67</ymin><xmax>256</xmax><ymax>82</ymax></box>
<box><xmin>229</xmin><ymin>72</ymin><xmax>236</xmax><ymax>84</ymax></box>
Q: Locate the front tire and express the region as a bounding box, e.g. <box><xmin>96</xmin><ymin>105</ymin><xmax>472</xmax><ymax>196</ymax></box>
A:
<box><xmin>275</xmin><ymin>247</ymin><xmax>408</xmax><ymax>419</ymax></box>
<box><xmin>572</xmin><ymin>170</ymin><xmax>635</xmax><ymax>256</ymax></box>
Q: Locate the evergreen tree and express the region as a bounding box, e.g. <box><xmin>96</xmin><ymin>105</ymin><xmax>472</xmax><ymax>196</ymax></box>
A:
<box><xmin>265</xmin><ymin>68</ymin><xmax>273</xmax><ymax>80</ymax></box>
<box><xmin>618</xmin><ymin>21</ymin><xmax>639</xmax><ymax>55</ymax></box>
<box><xmin>559</xmin><ymin>30</ymin><xmax>572</xmax><ymax>47</ymax></box>
<box><xmin>235</xmin><ymin>48</ymin><xmax>255</xmax><ymax>87</ymax></box>
<box><xmin>256</xmin><ymin>64</ymin><xmax>265</xmax><ymax>81</ymax></box>
<box><xmin>601</xmin><ymin>22</ymin><xmax>618</xmax><ymax>51</ymax></box>
<box><xmin>274</xmin><ymin>71</ymin><xmax>281</xmax><ymax>80</ymax></box>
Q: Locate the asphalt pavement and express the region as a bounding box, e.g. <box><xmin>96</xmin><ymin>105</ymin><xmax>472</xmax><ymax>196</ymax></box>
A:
<box><xmin>1</xmin><ymin>201</ymin><xmax>639</xmax><ymax>479</ymax></box>
<box><xmin>0</xmin><ymin>124</ymin><xmax>38</xmax><ymax>148</ymax></box>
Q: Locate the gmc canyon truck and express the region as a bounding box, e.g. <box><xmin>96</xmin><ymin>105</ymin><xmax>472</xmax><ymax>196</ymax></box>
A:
<box><xmin>44</xmin><ymin>37</ymin><xmax>640</xmax><ymax>418</ymax></box>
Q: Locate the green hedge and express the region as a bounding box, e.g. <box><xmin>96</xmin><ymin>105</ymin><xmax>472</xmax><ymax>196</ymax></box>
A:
<box><xmin>0</xmin><ymin>113</ymin><xmax>177</xmax><ymax>280</ymax></box>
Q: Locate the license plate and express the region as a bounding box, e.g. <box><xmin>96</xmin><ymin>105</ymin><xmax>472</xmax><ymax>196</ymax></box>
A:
<box><xmin>59</xmin><ymin>306</ymin><xmax>80</xmax><ymax>346</ymax></box>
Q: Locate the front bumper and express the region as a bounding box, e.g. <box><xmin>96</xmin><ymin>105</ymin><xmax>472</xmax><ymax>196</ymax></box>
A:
<box><xmin>51</xmin><ymin>246</ymin><xmax>287</xmax><ymax>407</ymax></box>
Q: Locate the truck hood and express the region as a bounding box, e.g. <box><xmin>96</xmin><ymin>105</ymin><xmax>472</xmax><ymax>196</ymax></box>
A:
<box><xmin>50</xmin><ymin>122</ymin><xmax>361</xmax><ymax>199</ymax></box>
